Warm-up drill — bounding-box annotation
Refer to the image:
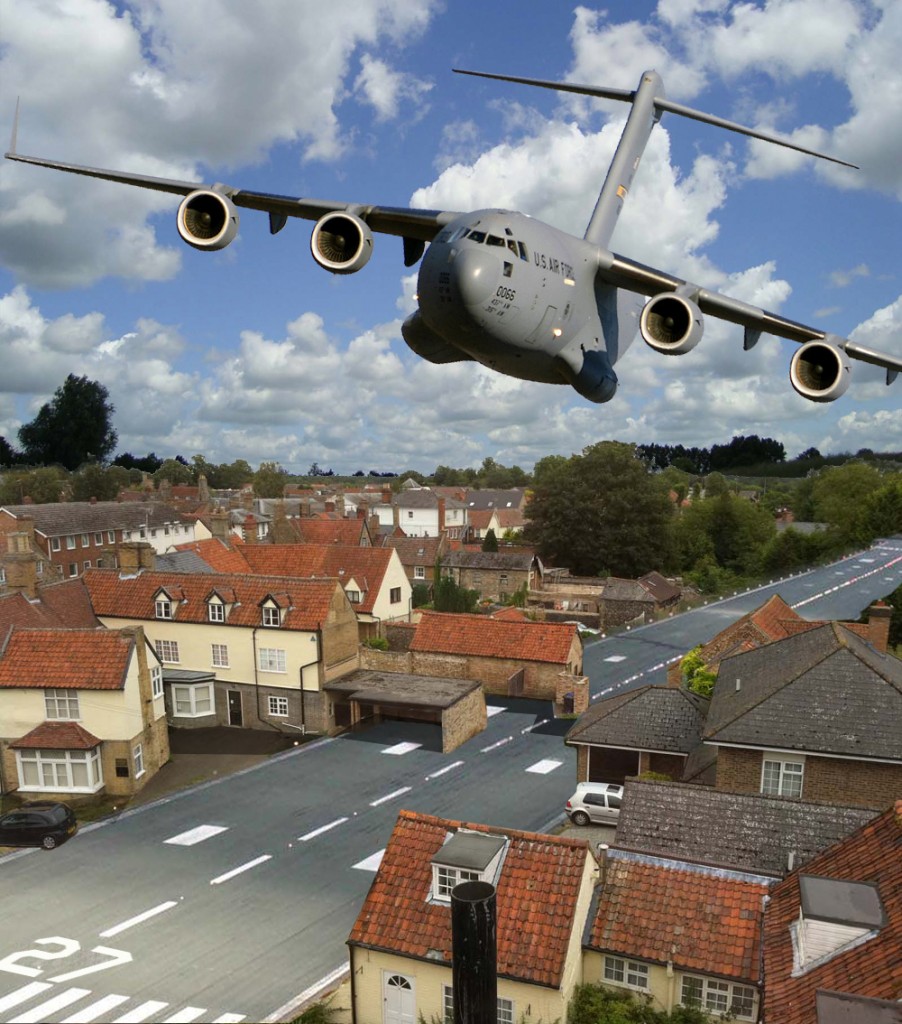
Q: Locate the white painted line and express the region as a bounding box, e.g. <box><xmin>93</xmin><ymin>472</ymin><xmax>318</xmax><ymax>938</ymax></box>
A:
<box><xmin>100</xmin><ymin>900</ymin><xmax>179</xmax><ymax>937</ymax></box>
<box><xmin>353</xmin><ymin>849</ymin><xmax>385</xmax><ymax>871</ymax></box>
<box><xmin>262</xmin><ymin>963</ymin><xmax>349</xmax><ymax>1023</ymax></box>
<box><xmin>211</xmin><ymin>1015</ymin><xmax>246</xmax><ymax>1023</ymax></box>
<box><xmin>525</xmin><ymin>759</ymin><xmax>562</xmax><ymax>774</ymax></box>
<box><xmin>604</xmin><ymin>655</ymin><xmax>626</xmax><ymax>662</ymax></box>
<box><xmin>0</xmin><ymin>984</ymin><xmax>52</xmax><ymax>1014</ymax></box>
<box><xmin>10</xmin><ymin>987</ymin><xmax>91</xmax><ymax>1023</ymax></box>
<box><xmin>486</xmin><ymin>705</ymin><xmax>505</xmax><ymax>716</ymax></box>
<box><xmin>164</xmin><ymin>824</ymin><xmax>229</xmax><ymax>846</ymax></box>
<box><xmin>61</xmin><ymin>993</ymin><xmax>130</xmax><ymax>1023</ymax></box>
<box><xmin>298</xmin><ymin>817</ymin><xmax>348</xmax><ymax>841</ymax></box>
<box><xmin>370</xmin><ymin>786</ymin><xmax>412</xmax><ymax>807</ymax></box>
<box><xmin>480</xmin><ymin>736</ymin><xmax>513</xmax><ymax>753</ymax></box>
<box><xmin>426</xmin><ymin>760</ymin><xmax>465</xmax><ymax>780</ymax></box>
<box><xmin>382</xmin><ymin>741</ymin><xmax>422</xmax><ymax>755</ymax></box>
<box><xmin>210</xmin><ymin>854</ymin><xmax>272</xmax><ymax>885</ymax></box>
<box><xmin>521</xmin><ymin>719</ymin><xmax>549</xmax><ymax>734</ymax></box>
<box><xmin>112</xmin><ymin>1002</ymin><xmax>169</xmax><ymax>1023</ymax></box>
<box><xmin>160</xmin><ymin>1009</ymin><xmax>206</xmax><ymax>1024</ymax></box>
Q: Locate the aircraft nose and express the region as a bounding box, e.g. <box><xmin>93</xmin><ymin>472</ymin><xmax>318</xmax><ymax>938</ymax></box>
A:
<box><xmin>451</xmin><ymin>247</ymin><xmax>499</xmax><ymax>307</ymax></box>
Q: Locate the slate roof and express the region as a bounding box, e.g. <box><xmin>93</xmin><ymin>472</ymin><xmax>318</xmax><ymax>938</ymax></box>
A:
<box><xmin>614</xmin><ymin>779</ymin><xmax>878</xmax><ymax>877</ymax></box>
<box><xmin>565</xmin><ymin>685</ymin><xmax>708</xmax><ymax>755</ymax></box>
<box><xmin>83</xmin><ymin>568</ymin><xmax>340</xmax><ymax>630</ymax></box>
<box><xmin>705</xmin><ymin>622</ymin><xmax>902</xmax><ymax>761</ymax></box>
<box><xmin>411</xmin><ymin>611</ymin><xmax>578</xmax><ymax>665</ymax></box>
<box><xmin>347</xmin><ymin>810</ymin><xmax>590</xmax><ymax>988</ymax></box>
<box><xmin>637</xmin><ymin>571</ymin><xmax>681</xmax><ymax>603</ymax></box>
<box><xmin>763</xmin><ymin>804</ymin><xmax>902</xmax><ymax>1023</ymax></box>
<box><xmin>155</xmin><ymin>551</ymin><xmax>215</xmax><ymax>574</ymax></box>
<box><xmin>10</xmin><ymin>721</ymin><xmax>102</xmax><ymax>749</ymax></box>
<box><xmin>601</xmin><ymin>577</ymin><xmax>655</xmax><ymax>603</ymax></box>
<box><xmin>442</xmin><ymin>550</ymin><xmax>537</xmax><ymax>571</ymax></box>
<box><xmin>586</xmin><ymin>848</ymin><xmax>771</xmax><ymax>981</ymax></box>
<box><xmin>1</xmin><ymin>501</ymin><xmax>183</xmax><ymax>536</ymax></box>
<box><xmin>382</xmin><ymin>535</ymin><xmax>445</xmax><ymax>566</ymax></box>
<box><xmin>0</xmin><ymin>579</ymin><xmax>100</xmax><ymax>630</ymax></box>
<box><xmin>0</xmin><ymin>626</ymin><xmax>135</xmax><ymax>690</ymax></box>
<box><xmin>463</xmin><ymin>489</ymin><xmax>527</xmax><ymax>511</ymax></box>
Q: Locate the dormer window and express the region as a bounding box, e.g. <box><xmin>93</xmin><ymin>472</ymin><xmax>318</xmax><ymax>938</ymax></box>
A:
<box><xmin>346</xmin><ymin>589</ymin><xmax>361</xmax><ymax>604</ymax></box>
<box><xmin>262</xmin><ymin>604</ymin><xmax>281</xmax><ymax>628</ymax></box>
<box><xmin>430</xmin><ymin>830</ymin><xmax>507</xmax><ymax>903</ymax></box>
<box><xmin>155</xmin><ymin>596</ymin><xmax>173</xmax><ymax>620</ymax></box>
<box><xmin>792</xmin><ymin>874</ymin><xmax>885</xmax><ymax>973</ymax></box>
<box><xmin>208</xmin><ymin>601</ymin><xmax>225</xmax><ymax>623</ymax></box>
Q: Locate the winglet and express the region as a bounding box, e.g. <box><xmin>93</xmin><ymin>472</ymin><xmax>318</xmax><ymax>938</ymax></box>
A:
<box><xmin>7</xmin><ymin>97</ymin><xmax>20</xmax><ymax>156</ymax></box>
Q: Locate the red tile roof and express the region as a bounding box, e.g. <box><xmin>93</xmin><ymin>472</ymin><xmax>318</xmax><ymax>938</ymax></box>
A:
<box><xmin>0</xmin><ymin>579</ymin><xmax>101</xmax><ymax>630</ymax></box>
<box><xmin>0</xmin><ymin>627</ymin><xmax>134</xmax><ymax>690</ymax></box>
<box><xmin>587</xmin><ymin>851</ymin><xmax>770</xmax><ymax>981</ymax></box>
<box><xmin>348</xmin><ymin>810</ymin><xmax>590</xmax><ymax>988</ymax></box>
<box><xmin>83</xmin><ymin>568</ymin><xmax>340</xmax><ymax>630</ymax></box>
<box><xmin>289</xmin><ymin>519</ymin><xmax>369</xmax><ymax>546</ymax></box>
<box><xmin>763</xmin><ymin>804</ymin><xmax>902</xmax><ymax>1022</ymax></box>
<box><xmin>11</xmin><ymin>721</ymin><xmax>102</xmax><ymax>749</ymax></box>
<box><xmin>411</xmin><ymin>611</ymin><xmax>578</xmax><ymax>665</ymax></box>
<box><xmin>174</xmin><ymin>538</ymin><xmax>252</xmax><ymax>574</ymax></box>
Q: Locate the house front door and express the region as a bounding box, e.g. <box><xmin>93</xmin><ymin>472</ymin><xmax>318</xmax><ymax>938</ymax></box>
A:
<box><xmin>383</xmin><ymin>972</ymin><xmax>415</xmax><ymax>1024</ymax></box>
<box><xmin>227</xmin><ymin>690</ymin><xmax>243</xmax><ymax>727</ymax></box>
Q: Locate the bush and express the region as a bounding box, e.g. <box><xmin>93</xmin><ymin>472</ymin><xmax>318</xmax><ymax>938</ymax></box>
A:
<box><xmin>364</xmin><ymin>636</ymin><xmax>389</xmax><ymax>651</ymax></box>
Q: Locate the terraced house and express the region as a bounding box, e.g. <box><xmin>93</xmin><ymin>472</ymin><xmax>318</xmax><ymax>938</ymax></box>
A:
<box><xmin>82</xmin><ymin>567</ymin><xmax>359</xmax><ymax>736</ymax></box>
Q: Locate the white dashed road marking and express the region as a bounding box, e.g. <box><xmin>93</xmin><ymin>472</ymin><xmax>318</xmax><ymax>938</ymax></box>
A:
<box><xmin>382</xmin><ymin>742</ymin><xmax>422</xmax><ymax>755</ymax></box>
<box><xmin>604</xmin><ymin>655</ymin><xmax>626</xmax><ymax>662</ymax></box>
<box><xmin>209</xmin><ymin>855</ymin><xmax>272</xmax><ymax>886</ymax></box>
<box><xmin>425</xmin><ymin>761</ymin><xmax>465</xmax><ymax>780</ymax></box>
<box><xmin>369</xmin><ymin>786</ymin><xmax>412</xmax><ymax>807</ymax></box>
<box><xmin>100</xmin><ymin>901</ymin><xmax>178</xmax><ymax>938</ymax></box>
<box><xmin>298</xmin><ymin>817</ymin><xmax>348</xmax><ymax>842</ymax></box>
<box><xmin>164</xmin><ymin>825</ymin><xmax>229</xmax><ymax>846</ymax></box>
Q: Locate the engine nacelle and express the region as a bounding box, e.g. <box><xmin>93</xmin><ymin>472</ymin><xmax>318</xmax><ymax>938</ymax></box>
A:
<box><xmin>640</xmin><ymin>293</ymin><xmax>704</xmax><ymax>355</ymax></box>
<box><xmin>177</xmin><ymin>190</ymin><xmax>239</xmax><ymax>251</ymax></box>
<box><xmin>311</xmin><ymin>213</ymin><xmax>373</xmax><ymax>274</ymax></box>
<box><xmin>790</xmin><ymin>340</ymin><xmax>852</xmax><ymax>402</ymax></box>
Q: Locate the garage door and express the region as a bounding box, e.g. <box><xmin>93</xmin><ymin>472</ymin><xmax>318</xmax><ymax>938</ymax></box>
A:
<box><xmin>589</xmin><ymin>747</ymin><xmax>640</xmax><ymax>784</ymax></box>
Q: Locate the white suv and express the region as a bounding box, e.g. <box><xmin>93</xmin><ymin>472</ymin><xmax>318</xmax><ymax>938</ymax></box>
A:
<box><xmin>565</xmin><ymin>782</ymin><xmax>623</xmax><ymax>825</ymax></box>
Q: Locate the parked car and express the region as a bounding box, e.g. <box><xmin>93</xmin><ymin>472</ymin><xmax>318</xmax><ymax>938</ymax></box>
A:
<box><xmin>565</xmin><ymin>782</ymin><xmax>623</xmax><ymax>825</ymax></box>
<box><xmin>0</xmin><ymin>801</ymin><xmax>78</xmax><ymax>850</ymax></box>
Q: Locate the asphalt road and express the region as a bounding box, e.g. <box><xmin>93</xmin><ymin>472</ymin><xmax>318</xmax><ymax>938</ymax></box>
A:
<box><xmin>1</xmin><ymin>538</ymin><xmax>900</xmax><ymax>1023</ymax></box>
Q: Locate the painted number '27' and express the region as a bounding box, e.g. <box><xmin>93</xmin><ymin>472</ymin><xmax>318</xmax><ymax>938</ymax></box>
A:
<box><xmin>0</xmin><ymin>937</ymin><xmax>132</xmax><ymax>981</ymax></box>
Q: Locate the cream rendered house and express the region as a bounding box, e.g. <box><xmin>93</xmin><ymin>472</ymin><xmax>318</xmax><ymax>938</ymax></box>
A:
<box><xmin>83</xmin><ymin>567</ymin><xmax>360</xmax><ymax>735</ymax></box>
<box><xmin>0</xmin><ymin>625</ymin><xmax>168</xmax><ymax>799</ymax></box>
<box><xmin>347</xmin><ymin>810</ymin><xmax>596</xmax><ymax>1024</ymax></box>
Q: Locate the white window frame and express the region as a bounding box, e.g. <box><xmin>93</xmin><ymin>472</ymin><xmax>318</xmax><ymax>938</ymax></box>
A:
<box><xmin>107</xmin><ymin>530</ymin><xmax>115</xmax><ymax>543</ymax></box>
<box><xmin>211</xmin><ymin>643</ymin><xmax>229</xmax><ymax>668</ymax></box>
<box><xmin>680</xmin><ymin>975</ymin><xmax>756</xmax><ymax>1020</ymax></box>
<box><xmin>604</xmin><ymin>955</ymin><xmax>649</xmax><ymax>991</ymax></box>
<box><xmin>761</xmin><ymin>754</ymin><xmax>804</xmax><ymax>798</ymax></box>
<box><xmin>497</xmin><ymin>997</ymin><xmax>514</xmax><ymax>1024</ymax></box>
<box><xmin>262</xmin><ymin>604</ymin><xmax>281</xmax><ymax>628</ymax></box>
<box><xmin>16</xmin><ymin>747</ymin><xmax>103</xmax><ymax>794</ymax></box>
<box><xmin>414</xmin><ymin>566</ymin><xmax>425</xmax><ymax>580</ymax></box>
<box><xmin>68</xmin><ymin>563</ymin><xmax>78</xmax><ymax>578</ymax></box>
<box><xmin>150</xmin><ymin>665</ymin><xmax>164</xmax><ymax>699</ymax></box>
<box><xmin>80</xmin><ymin>533</ymin><xmax>89</xmax><ymax>547</ymax></box>
<box><xmin>346</xmin><ymin>589</ymin><xmax>361</xmax><ymax>604</ymax></box>
<box><xmin>44</xmin><ymin>689</ymin><xmax>80</xmax><ymax>720</ymax></box>
<box><xmin>208</xmin><ymin>601</ymin><xmax>225</xmax><ymax>623</ymax></box>
<box><xmin>268</xmin><ymin>695</ymin><xmax>289</xmax><ymax>717</ymax></box>
<box><xmin>66</xmin><ymin>535</ymin><xmax>76</xmax><ymax>550</ymax></box>
<box><xmin>171</xmin><ymin>682</ymin><xmax>214</xmax><ymax>717</ymax></box>
<box><xmin>155</xmin><ymin>639</ymin><xmax>180</xmax><ymax>664</ymax></box>
<box><xmin>94</xmin><ymin>532</ymin><xmax>103</xmax><ymax>544</ymax></box>
<box><xmin>433</xmin><ymin>864</ymin><xmax>481</xmax><ymax>901</ymax></box>
<box><xmin>83</xmin><ymin>560</ymin><xmax>91</xmax><ymax>571</ymax></box>
<box><xmin>258</xmin><ymin>648</ymin><xmax>286</xmax><ymax>673</ymax></box>
<box><xmin>51</xmin><ymin>537</ymin><xmax>61</xmax><ymax>552</ymax></box>
<box><xmin>133</xmin><ymin>742</ymin><xmax>145</xmax><ymax>779</ymax></box>
<box><xmin>390</xmin><ymin>587</ymin><xmax>402</xmax><ymax>604</ymax></box>
<box><xmin>155</xmin><ymin>598</ymin><xmax>173</xmax><ymax>620</ymax></box>
<box><xmin>0</xmin><ymin>567</ymin><xmax>5</xmax><ymax>585</ymax></box>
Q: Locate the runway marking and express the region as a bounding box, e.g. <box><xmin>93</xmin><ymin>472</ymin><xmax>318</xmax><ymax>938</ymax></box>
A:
<box><xmin>210</xmin><ymin>855</ymin><xmax>272</xmax><ymax>885</ymax></box>
<box><xmin>486</xmin><ymin>705</ymin><xmax>505</xmax><ymax>716</ymax></box>
<box><xmin>112</xmin><ymin>1001</ymin><xmax>168</xmax><ymax>1023</ymax></box>
<box><xmin>100</xmin><ymin>901</ymin><xmax>178</xmax><ymax>937</ymax></box>
<box><xmin>160</xmin><ymin>1009</ymin><xmax>206</xmax><ymax>1023</ymax></box>
<box><xmin>382</xmin><ymin>742</ymin><xmax>421</xmax><ymax>755</ymax></box>
<box><xmin>370</xmin><ymin>786</ymin><xmax>412</xmax><ymax>807</ymax></box>
<box><xmin>525</xmin><ymin>759</ymin><xmax>562</xmax><ymax>774</ymax></box>
<box><xmin>0</xmin><ymin>984</ymin><xmax>51</xmax><ymax>1014</ymax></box>
<box><xmin>164</xmin><ymin>824</ymin><xmax>229</xmax><ymax>846</ymax></box>
<box><xmin>353</xmin><ymin>849</ymin><xmax>385</xmax><ymax>872</ymax></box>
<box><xmin>211</xmin><ymin>1015</ymin><xmax>246</xmax><ymax>1023</ymax></box>
<box><xmin>481</xmin><ymin>736</ymin><xmax>513</xmax><ymax>753</ymax></box>
<box><xmin>521</xmin><ymin>719</ymin><xmax>549</xmax><ymax>734</ymax></box>
<box><xmin>61</xmin><ymin>994</ymin><xmax>130</xmax><ymax>1022</ymax></box>
<box><xmin>10</xmin><ymin>986</ymin><xmax>90</xmax><ymax>1022</ymax></box>
<box><xmin>298</xmin><ymin>818</ymin><xmax>348</xmax><ymax>841</ymax></box>
<box><xmin>604</xmin><ymin>655</ymin><xmax>626</xmax><ymax>662</ymax></box>
<box><xmin>426</xmin><ymin>760</ymin><xmax>464</xmax><ymax>780</ymax></box>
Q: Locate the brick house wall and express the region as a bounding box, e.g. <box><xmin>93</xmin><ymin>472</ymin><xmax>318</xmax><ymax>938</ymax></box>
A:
<box><xmin>599</xmin><ymin>598</ymin><xmax>654</xmax><ymax>631</ymax></box>
<box><xmin>453</xmin><ymin>566</ymin><xmax>531</xmax><ymax>604</ymax></box>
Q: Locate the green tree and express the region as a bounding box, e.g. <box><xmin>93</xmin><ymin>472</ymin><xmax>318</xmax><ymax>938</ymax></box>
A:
<box><xmin>481</xmin><ymin>528</ymin><xmax>499</xmax><ymax>552</ymax></box>
<box><xmin>0</xmin><ymin>467</ymin><xmax>69</xmax><ymax>504</ymax></box>
<box><xmin>152</xmin><ymin>458</ymin><xmax>194</xmax><ymax>486</ymax></box>
<box><xmin>253</xmin><ymin>461</ymin><xmax>289</xmax><ymax>498</ymax></box>
<box><xmin>432</xmin><ymin>562</ymin><xmax>480</xmax><ymax>613</ymax></box>
<box><xmin>0</xmin><ymin>436</ymin><xmax>18</xmax><ymax>466</ymax></box>
<box><xmin>680</xmin><ymin>646</ymin><xmax>717</xmax><ymax>698</ymax></box>
<box><xmin>863</xmin><ymin>478</ymin><xmax>902</xmax><ymax>537</ymax></box>
<box><xmin>523</xmin><ymin>442</ymin><xmax>674</xmax><ymax>577</ymax></box>
<box><xmin>70</xmin><ymin>463</ymin><xmax>122</xmax><ymax>502</ymax></box>
<box><xmin>809</xmin><ymin>462</ymin><xmax>885</xmax><ymax>545</ymax></box>
<box><xmin>18</xmin><ymin>375</ymin><xmax>117</xmax><ymax>470</ymax></box>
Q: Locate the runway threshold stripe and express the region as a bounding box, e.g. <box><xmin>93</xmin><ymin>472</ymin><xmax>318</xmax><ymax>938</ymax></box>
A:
<box><xmin>298</xmin><ymin>817</ymin><xmax>348</xmax><ymax>841</ymax></box>
<box><xmin>61</xmin><ymin>994</ymin><xmax>130</xmax><ymax>1023</ymax></box>
<box><xmin>160</xmin><ymin>1009</ymin><xmax>207</xmax><ymax>1024</ymax></box>
<box><xmin>111</xmin><ymin>1000</ymin><xmax>168</xmax><ymax>1023</ymax></box>
<box><xmin>370</xmin><ymin>787</ymin><xmax>411</xmax><ymax>807</ymax></box>
<box><xmin>0</xmin><ymin>984</ymin><xmax>52</xmax><ymax>1014</ymax></box>
<box><xmin>100</xmin><ymin>900</ymin><xmax>179</xmax><ymax>937</ymax></box>
<box><xmin>9</xmin><ymin>987</ymin><xmax>89</xmax><ymax>1023</ymax></box>
<box><xmin>210</xmin><ymin>854</ymin><xmax>272</xmax><ymax>885</ymax></box>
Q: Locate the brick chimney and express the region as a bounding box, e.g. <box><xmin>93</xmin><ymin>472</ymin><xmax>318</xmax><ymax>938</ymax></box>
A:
<box><xmin>867</xmin><ymin>601</ymin><xmax>892</xmax><ymax>654</ymax></box>
<box><xmin>197</xmin><ymin>474</ymin><xmax>210</xmax><ymax>504</ymax></box>
<box><xmin>210</xmin><ymin>509</ymin><xmax>231</xmax><ymax>542</ymax></box>
<box><xmin>118</xmin><ymin>541</ymin><xmax>155</xmax><ymax>573</ymax></box>
<box><xmin>242</xmin><ymin>514</ymin><xmax>258</xmax><ymax>544</ymax></box>
<box><xmin>382</xmin><ymin>487</ymin><xmax>392</xmax><ymax>505</ymax></box>
<box><xmin>3</xmin><ymin>522</ymin><xmax>39</xmax><ymax>599</ymax></box>
<box><xmin>438</xmin><ymin>496</ymin><xmax>446</xmax><ymax>535</ymax></box>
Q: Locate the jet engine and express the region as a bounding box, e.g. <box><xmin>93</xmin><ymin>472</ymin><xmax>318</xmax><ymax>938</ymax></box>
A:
<box><xmin>177</xmin><ymin>190</ymin><xmax>239</xmax><ymax>251</ymax></box>
<box><xmin>790</xmin><ymin>340</ymin><xmax>852</xmax><ymax>402</ymax></box>
<box><xmin>640</xmin><ymin>293</ymin><xmax>703</xmax><ymax>355</ymax></box>
<box><xmin>311</xmin><ymin>213</ymin><xmax>373</xmax><ymax>274</ymax></box>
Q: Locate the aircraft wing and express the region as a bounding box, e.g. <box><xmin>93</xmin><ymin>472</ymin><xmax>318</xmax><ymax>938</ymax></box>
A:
<box><xmin>4</xmin><ymin>151</ymin><xmax>460</xmax><ymax>243</ymax></box>
<box><xmin>599</xmin><ymin>249</ymin><xmax>902</xmax><ymax>382</ymax></box>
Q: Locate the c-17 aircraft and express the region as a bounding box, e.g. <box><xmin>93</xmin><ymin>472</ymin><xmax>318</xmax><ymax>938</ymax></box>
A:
<box><xmin>6</xmin><ymin>69</ymin><xmax>901</xmax><ymax>404</ymax></box>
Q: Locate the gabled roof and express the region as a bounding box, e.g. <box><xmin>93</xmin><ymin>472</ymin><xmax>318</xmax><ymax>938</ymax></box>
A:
<box><xmin>600</xmin><ymin>577</ymin><xmax>655</xmax><ymax>603</ymax></box>
<box><xmin>174</xmin><ymin>538</ymin><xmax>252</xmax><ymax>574</ymax></box>
<box><xmin>614</xmin><ymin>779</ymin><xmax>878</xmax><ymax>877</ymax></box>
<box><xmin>442</xmin><ymin>550</ymin><xmax>537</xmax><ymax>571</ymax></box>
<box><xmin>705</xmin><ymin>622</ymin><xmax>902</xmax><ymax>761</ymax></box>
<box><xmin>411</xmin><ymin>611</ymin><xmax>578</xmax><ymax>665</ymax></box>
<box><xmin>565</xmin><ymin>685</ymin><xmax>708</xmax><ymax>755</ymax></box>
<box><xmin>0</xmin><ymin>501</ymin><xmax>182</xmax><ymax>535</ymax></box>
<box><xmin>586</xmin><ymin>848</ymin><xmax>771</xmax><ymax>981</ymax></box>
<box><xmin>0</xmin><ymin>626</ymin><xmax>135</xmax><ymax>690</ymax></box>
<box><xmin>83</xmin><ymin>568</ymin><xmax>340</xmax><ymax>630</ymax></box>
<box><xmin>288</xmin><ymin>518</ymin><xmax>371</xmax><ymax>546</ymax></box>
<box><xmin>637</xmin><ymin>571</ymin><xmax>681</xmax><ymax>603</ymax></box>
<box><xmin>382</xmin><ymin>535</ymin><xmax>445</xmax><ymax>566</ymax></box>
<box><xmin>11</xmin><ymin>720</ymin><xmax>102</xmax><ymax>749</ymax></box>
<box><xmin>348</xmin><ymin>810</ymin><xmax>589</xmax><ymax>988</ymax></box>
<box><xmin>763</xmin><ymin>804</ymin><xmax>902</xmax><ymax>1022</ymax></box>
<box><xmin>0</xmin><ymin>578</ymin><xmax>101</xmax><ymax>630</ymax></box>
<box><xmin>463</xmin><ymin>488</ymin><xmax>527</xmax><ymax>511</ymax></box>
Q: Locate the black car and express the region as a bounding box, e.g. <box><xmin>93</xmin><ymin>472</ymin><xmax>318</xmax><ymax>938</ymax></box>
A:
<box><xmin>0</xmin><ymin>801</ymin><xmax>78</xmax><ymax>849</ymax></box>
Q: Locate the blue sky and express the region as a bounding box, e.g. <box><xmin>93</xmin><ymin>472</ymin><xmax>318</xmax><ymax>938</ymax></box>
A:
<box><xmin>1</xmin><ymin>0</ymin><xmax>900</xmax><ymax>474</ymax></box>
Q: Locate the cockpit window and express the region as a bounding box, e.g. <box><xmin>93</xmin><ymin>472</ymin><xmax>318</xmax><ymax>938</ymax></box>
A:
<box><xmin>518</xmin><ymin>241</ymin><xmax>529</xmax><ymax>261</ymax></box>
<box><xmin>448</xmin><ymin>227</ymin><xmax>469</xmax><ymax>242</ymax></box>
<box><xmin>467</xmin><ymin>230</ymin><xmax>486</xmax><ymax>243</ymax></box>
<box><xmin>486</xmin><ymin>234</ymin><xmax>505</xmax><ymax>247</ymax></box>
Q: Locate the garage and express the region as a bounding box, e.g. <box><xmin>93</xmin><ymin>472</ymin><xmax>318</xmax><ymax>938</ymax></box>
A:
<box><xmin>325</xmin><ymin>670</ymin><xmax>486</xmax><ymax>753</ymax></box>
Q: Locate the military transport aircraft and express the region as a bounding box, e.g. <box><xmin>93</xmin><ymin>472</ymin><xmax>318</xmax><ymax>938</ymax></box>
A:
<box><xmin>6</xmin><ymin>69</ymin><xmax>901</xmax><ymax>404</ymax></box>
